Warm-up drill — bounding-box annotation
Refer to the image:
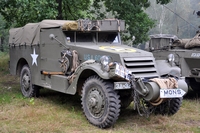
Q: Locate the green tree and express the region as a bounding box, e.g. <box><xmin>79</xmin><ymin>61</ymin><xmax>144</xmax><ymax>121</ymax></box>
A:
<box><xmin>90</xmin><ymin>0</ymin><xmax>171</xmax><ymax>44</ymax></box>
<box><xmin>0</xmin><ymin>15</ymin><xmax>9</xmax><ymax>52</ymax></box>
<box><xmin>105</xmin><ymin>0</ymin><xmax>154</xmax><ymax>44</ymax></box>
<box><xmin>0</xmin><ymin>0</ymin><xmax>171</xmax><ymax>44</ymax></box>
<box><xmin>0</xmin><ymin>0</ymin><xmax>58</xmax><ymax>27</ymax></box>
<box><xmin>0</xmin><ymin>0</ymin><xmax>91</xmax><ymax>27</ymax></box>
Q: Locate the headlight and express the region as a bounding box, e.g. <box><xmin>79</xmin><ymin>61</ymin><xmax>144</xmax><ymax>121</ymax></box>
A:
<box><xmin>100</xmin><ymin>55</ymin><xmax>111</xmax><ymax>66</ymax></box>
<box><xmin>167</xmin><ymin>54</ymin><xmax>175</xmax><ymax>62</ymax></box>
<box><xmin>100</xmin><ymin>55</ymin><xmax>112</xmax><ymax>71</ymax></box>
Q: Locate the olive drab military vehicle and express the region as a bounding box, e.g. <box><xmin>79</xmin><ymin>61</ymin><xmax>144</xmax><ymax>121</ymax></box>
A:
<box><xmin>9</xmin><ymin>19</ymin><xmax>188</xmax><ymax>128</ymax></box>
<box><xmin>149</xmin><ymin>34</ymin><xmax>200</xmax><ymax>94</ymax></box>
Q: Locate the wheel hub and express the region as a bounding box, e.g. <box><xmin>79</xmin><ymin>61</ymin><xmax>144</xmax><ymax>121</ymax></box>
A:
<box><xmin>88</xmin><ymin>97</ymin><xmax>97</xmax><ymax>107</ymax></box>
<box><xmin>87</xmin><ymin>89</ymin><xmax>105</xmax><ymax>117</ymax></box>
<box><xmin>22</xmin><ymin>74</ymin><xmax>30</xmax><ymax>90</ymax></box>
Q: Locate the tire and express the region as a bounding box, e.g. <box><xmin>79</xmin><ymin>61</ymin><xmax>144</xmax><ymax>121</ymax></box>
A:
<box><xmin>120</xmin><ymin>94</ymin><xmax>132</xmax><ymax>109</ymax></box>
<box><xmin>186</xmin><ymin>78</ymin><xmax>200</xmax><ymax>94</ymax></box>
<box><xmin>20</xmin><ymin>65</ymin><xmax>40</xmax><ymax>97</ymax></box>
<box><xmin>153</xmin><ymin>98</ymin><xmax>182</xmax><ymax>116</ymax></box>
<box><xmin>81</xmin><ymin>75</ymin><xmax>120</xmax><ymax>128</ymax></box>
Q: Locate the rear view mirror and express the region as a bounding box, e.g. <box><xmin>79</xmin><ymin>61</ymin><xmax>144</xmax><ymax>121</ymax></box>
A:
<box><xmin>49</xmin><ymin>34</ymin><xmax>69</xmax><ymax>50</ymax></box>
<box><xmin>49</xmin><ymin>34</ymin><xmax>55</xmax><ymax>40</ymax></box>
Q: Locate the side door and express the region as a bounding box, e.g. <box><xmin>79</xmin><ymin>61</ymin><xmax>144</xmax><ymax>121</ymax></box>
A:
<box><xmin>40</xmin><ymin>28</ymin><xmax>65</xmax><ymax>72</ymax></box>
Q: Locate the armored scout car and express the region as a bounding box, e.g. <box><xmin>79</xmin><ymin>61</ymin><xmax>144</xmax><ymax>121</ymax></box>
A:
<box><xmin>149</xmin><ymin>34</ymin><xmax>200</xmax><ymax>94</ymax></box>
<box><xmin>9</xmin><ymin>19</ymin><xmax>188</xmax><ymax>128</ymax></box>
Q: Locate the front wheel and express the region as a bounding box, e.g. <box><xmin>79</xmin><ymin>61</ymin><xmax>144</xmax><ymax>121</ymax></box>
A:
<box><xmin>20</xmin><ymin>65</ymin><xmax>39</xmax><ymax>97</ymax></box>
<box><xmin>81</xmin><ymin>75</ymin><xmax>120</xmax><ymax>128</ymax></box>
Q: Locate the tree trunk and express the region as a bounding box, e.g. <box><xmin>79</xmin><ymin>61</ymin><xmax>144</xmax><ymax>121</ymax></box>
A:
<box><xmin>56</xmin><ymin>0</ymin><xmax>63</xmax><ymax>20</ymax></box>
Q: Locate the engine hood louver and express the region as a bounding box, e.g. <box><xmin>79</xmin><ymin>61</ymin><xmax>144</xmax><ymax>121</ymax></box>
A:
<box><xmin>123</xmin><ymin>57</ymin><xmax>159</xmax><ymax>78</ymax></box>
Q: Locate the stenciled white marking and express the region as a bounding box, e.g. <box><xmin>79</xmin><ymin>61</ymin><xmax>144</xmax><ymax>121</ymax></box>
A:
<box><xmin>31</xmin><ymin>48</ymin><xmax>38</xmax><ymax>66</ymax></box>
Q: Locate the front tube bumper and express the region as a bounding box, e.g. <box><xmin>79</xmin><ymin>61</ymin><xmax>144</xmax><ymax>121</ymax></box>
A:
<box><xmin>132</xmin><ymin>78</ymin><xmax>188</xmax><ymax>103</ymax></box>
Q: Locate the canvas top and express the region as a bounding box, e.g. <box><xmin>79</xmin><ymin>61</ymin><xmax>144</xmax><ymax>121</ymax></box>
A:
<box><xmin>9</xmin><ymin>19</ymin><xmax>125</xmax><ymax>46</ymax></box>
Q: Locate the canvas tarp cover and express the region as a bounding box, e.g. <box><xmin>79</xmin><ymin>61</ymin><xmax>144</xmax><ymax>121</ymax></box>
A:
<box><xmin>173</xmin><ymin>33</ymin><xmax>200</xmax><ymax>48</ymax></box>
<box><xmin>9</xmin><ymin>20</ymin><xmax>77</xmax><ymax>46</ymax></box>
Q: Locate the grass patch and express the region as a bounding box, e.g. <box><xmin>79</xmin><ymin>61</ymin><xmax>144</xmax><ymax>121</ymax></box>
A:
<box><xmin>0</xmin><ymin>52</ymin><xmax>22</xmax><ymax>104</ymax></box>
<box><xmin>1</xmin><ymin>78</ymin><xmax>199</xmax><ymax>133</ymax></box>
<box><xmin>0</xmin><ymin>52</ymin><xmax>9</xmax><ymax>74</ymax></box>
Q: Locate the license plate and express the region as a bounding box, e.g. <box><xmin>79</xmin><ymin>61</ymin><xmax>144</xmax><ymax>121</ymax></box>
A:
<box><xmin>114</xmin><ymin>82</ymin><xmax>131</xmax><ymax>90</ymax></box>
<box><xmin>160</xmin><ymin>89</ymin><xmax>186</xmax><ymax>98</ymax></box>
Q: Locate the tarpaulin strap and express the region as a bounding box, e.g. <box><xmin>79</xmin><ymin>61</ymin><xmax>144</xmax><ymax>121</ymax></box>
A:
<box><xmin>117</xmin><ymin>20</ymin><xmax>120</xmax><ymax>32</ymax></box>
<box><xmin>79</xmin><ymin>20</ymin><xmax>83</xmax><ymax>31</ymax></box>
<box><xmin>71</xmin><ymin>50</ymin><xmax>79</xmax><ymax>73</ymax></box>
<box><xmin>67</xmin><ymin>73</ymin><xmax>76</xmax><ymax>84</ymax></box>
<box><xmin>97</xmin><ymin>20</ymin><xmax>100</xmax><ymax>31</ymax></box>
<box><xmin>60</xmin><ymin>52</ymin><xmax>69</xmax><ymax>73</ymax></box>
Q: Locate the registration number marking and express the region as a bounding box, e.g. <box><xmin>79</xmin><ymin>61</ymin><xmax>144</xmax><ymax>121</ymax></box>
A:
<box><xmin>114</xmin><ymin>82</ymin><xmax>131</xmax><ymax>90</ymax></box>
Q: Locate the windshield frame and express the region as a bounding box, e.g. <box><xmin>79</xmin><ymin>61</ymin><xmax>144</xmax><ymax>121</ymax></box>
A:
<box><xmin>63</xmin><ymin>30</ymin><xmax>122</xmax><ymax>45</ymax></box>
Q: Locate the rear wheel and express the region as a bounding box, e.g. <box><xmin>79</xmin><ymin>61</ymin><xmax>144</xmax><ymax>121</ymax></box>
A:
<box><xmin>81</xmin><ymin>75</ymin><xmax>120</xmax><ymax>128</ymax></box>
<box><xmin>186</xmin><ymin>78</ymin><xmax>200</xmax><ymax>94</ymax></box>
<box><xmin>20</xmin><ymin>65</ymin><xmax>40</xmax><ymax>97</ymax></box>
<box><xmin>153</xmin><ymin>98</ymin><xmax>182</xmax><ymax>115</ymax></box>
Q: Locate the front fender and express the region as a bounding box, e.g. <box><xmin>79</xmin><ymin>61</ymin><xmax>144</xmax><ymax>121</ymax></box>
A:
<box><xmin>66</xmin><ymin>60</ymin><xmax>110</xmax><ymax>94</ymax></box>
<box><xmin>156</xmin><ymin>60</ymin><xmax>181</xmax><ymax>77</ymax></box>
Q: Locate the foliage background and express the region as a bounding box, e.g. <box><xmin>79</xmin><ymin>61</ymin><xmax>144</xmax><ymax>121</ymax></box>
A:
<box><xmin>1</xmin><ymin>0</ymin><xmax>199</xmax><ymax>50</ymax></box>
<box><xmin>0</xmin><ymin>15</ymin><xmax>9</xmax><ymax>52</ymax></box>
<box><xmin>0</xmin><ymin>0</ymin><xmax>172</xmax><ymax>50</ymax></box>
<box><xmin>146</xmin><ymin>0</ymin><xmax>200</xmax><ymax>39</ymax></box>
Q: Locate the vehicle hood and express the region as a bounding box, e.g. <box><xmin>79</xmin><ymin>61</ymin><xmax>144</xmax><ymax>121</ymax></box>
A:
<box><xmin>72</xmin><ymin>44</ymin><xmax>158</xmax><ymax>78</ymax></box>
<box><xmin>74</xmin><ymin>44</ymin><xmax>154</xmax><ymax>59</ymax></box>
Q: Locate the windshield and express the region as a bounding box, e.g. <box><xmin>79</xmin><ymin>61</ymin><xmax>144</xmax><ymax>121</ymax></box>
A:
<box><xmin>98</xmin><ymin>32</ymin><xmax>119</xmax><ymax>43</ymax></box>
<box><xmin>64</xmin><ymin>31</ymin><xmax>120</xmax><ymax>44</ymax></box>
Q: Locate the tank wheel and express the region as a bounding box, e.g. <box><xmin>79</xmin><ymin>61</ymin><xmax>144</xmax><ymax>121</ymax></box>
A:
<box><xmin>20</xmin><ymin>65</ymin><xmax>40</xmax><ymax>97</ymax></box>
<box><xmin>153</xmin><ymin>98</ymin><xmax>182</xmax><ymax>115</ymax></box>
<box><xmin>81</xmin><ymin>75</ymin><xmax>120</xmax><ymax>128</ymax></box>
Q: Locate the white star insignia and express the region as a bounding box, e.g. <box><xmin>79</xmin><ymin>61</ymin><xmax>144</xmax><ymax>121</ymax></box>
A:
<box><xmin>31</xmin><ymin>48</ymin><xmax>38</xmax><ymax>66</ymax></box>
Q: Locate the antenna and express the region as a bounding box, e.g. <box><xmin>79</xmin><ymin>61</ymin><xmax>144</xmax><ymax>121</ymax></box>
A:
<box><xmin>163</xmin><ymin>5</ymin><xmax>199</xmax><ymax>30</ymax></box>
